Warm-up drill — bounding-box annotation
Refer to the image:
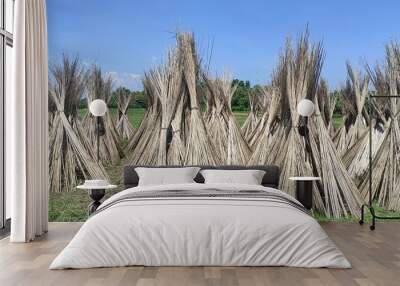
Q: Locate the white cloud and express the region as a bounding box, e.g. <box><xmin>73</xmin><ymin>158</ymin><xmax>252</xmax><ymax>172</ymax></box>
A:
<box><xmin>106</xmin><ymin>71</ymin><xmax>143</xmax><ymax>91</ymax></box>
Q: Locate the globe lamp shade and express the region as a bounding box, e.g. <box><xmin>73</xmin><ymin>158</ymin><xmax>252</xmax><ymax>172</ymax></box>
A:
<box><xmin>89</xmin><ymin>99</ymin><xmax>107</xmax><ymax>117</ymax></box>
<box><xmin>297</xmin><ymin>99</ymin><xmax>315</xmax><ymax>117</ymax></box>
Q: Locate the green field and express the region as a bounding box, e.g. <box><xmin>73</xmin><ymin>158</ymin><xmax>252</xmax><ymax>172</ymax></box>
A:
<box><xmin>51</xmin><ymin>108</ymin><xmax>397</xmax><ymax>222</ymax></box>
<box><xmin>332</xmin><ymin>114</ymin><xmax>344</xmax><ymax>129</ymax></box>
<box><xmin>79</xmin><ymin>107</ymin><xmax>343</xmax><ymax>130</ymax></box>
<box><xmin>79</xmin><ymin>108</ymin><xmax>249</xmax><ymax>129</ymax></box>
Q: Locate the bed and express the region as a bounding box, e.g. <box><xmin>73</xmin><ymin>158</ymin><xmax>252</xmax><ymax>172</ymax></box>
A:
<box><xmin>50</xmin><ymin>165</ymin><xmax>350</xmax><ymax>269</ymax></box>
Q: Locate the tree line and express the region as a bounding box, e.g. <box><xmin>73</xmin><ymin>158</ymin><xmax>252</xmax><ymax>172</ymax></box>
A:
<box><xmin>82</xmin><ymin>79</ymin><xmax>343</xmax><ymax>113</ymax></box>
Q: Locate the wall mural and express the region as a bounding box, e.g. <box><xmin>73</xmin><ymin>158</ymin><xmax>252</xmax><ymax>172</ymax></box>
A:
<box><xmin>48</xmin><ymin>30</ymin><xmax>400</xmax><ymax>219</ymax></box>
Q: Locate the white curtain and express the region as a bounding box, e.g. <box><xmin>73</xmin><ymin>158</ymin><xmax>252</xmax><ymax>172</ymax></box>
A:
<box><xmin>7</xmin><ymin>0</ymin><xmax>49</xmax><ymax>242</ymax></box>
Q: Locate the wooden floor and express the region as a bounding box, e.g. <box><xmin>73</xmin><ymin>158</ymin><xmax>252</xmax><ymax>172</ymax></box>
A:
<box><xmin>0</xmin><ymin>222</ymin><xmax>399</xmax><ymax>286</ymax></box>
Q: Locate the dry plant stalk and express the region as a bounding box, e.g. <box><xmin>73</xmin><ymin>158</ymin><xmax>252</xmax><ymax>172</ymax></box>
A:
<box><xmin>83</xmin><ymin>66</ymin><xmax>124</xmax><ymax>164</ymax></box>
<box><xmin>333</xmin><ymin>66</ymin><xmax>369</xmax><ymax>158</ymax></box>
<box><xmin>153</xmin><ymin>50</ymin><xmax>182</xmax><ymax>165</ymax></box>
<box><xmin>246</xmin><ymin>86</ymin><xmax>274</xmax><ymax>148</ymax></box>
<box><xmin>125</xmin><ymin>79</ymin><xmax>155</xmax><ymax>153</ymax></box>
<box><xmin>359</xmin><ymin>42</ymin><xmax>400</xmax><ymax>211</ymax></box>
<box><xmin>316</xmin><ymin>79</ymin><xmax>336</xmax><ymax>137</ymax></box>
<box><xmin>309</xmin><ymin>101</ymin><xmax>362</xmax><ymax>218</ymax></box>
<box><xmin>203</xmin><ymin>76</ymin><xmax>229</xmax><ymax>160</ymax></box>
<box><xmin>337</xmin><ymin>64</ymin><xmax>380</xmax><ymax>180</ymax></box>
<box><xmin>178</xmin><ymin>32</ymin><xmax>221</xmax><ymax>165</ymax></box>
<box><xmin>115</xmin><ymin>88</ymin><xmax>135</xmax><ymax>140</ymax></box>
<box><xmin>127</xmin><ymin>32</ymin><xmax>222</xmax><ymax>165</ymax></box>
<box><xmin>241</xmin><ymin>90</ymin><xmax>260</xmax><ymax>142</ymax></box>
<box><xmin>208</xmin><ymin>72</ymin><xmax>251</xmax><ymax>164</ymax></box>
<box><xmin>247</xmin><ymin>87</ymin><xmax>281</xmax><ymax>165</ymax></box>
<box><xmin>128</xmin><ymin>76</ymin><xmax>161</xmax><ymax>165</ymax></box>
<box><xmin>167</xmin><ymin>94</ymin><xmax>187</xmax><ymax>165</ymax></box>
<box><xmin>251</xmin><ymin>29</ymin><xmax>362</xmax><ymax>218</ymax></box>
<box><xmin>276</xmin><ymin>32</ymin><xmax>315</xmax><ymax>198</ymax></box>
<box><xmin>48</xmin><ymin>56</ymin><xmax>108</xmax><ymax>192</ymax></box>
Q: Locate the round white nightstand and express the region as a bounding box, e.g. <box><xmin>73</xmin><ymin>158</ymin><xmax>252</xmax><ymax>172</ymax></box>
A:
<box><xmin>77</xmin><ymin>184</ymin><xmax>117</xmax><ymax>215</ymax></box>
<box><xmin>289</xmin><ymin>177</ymin><xmax>321</xmax><ymax>210</ymax></box>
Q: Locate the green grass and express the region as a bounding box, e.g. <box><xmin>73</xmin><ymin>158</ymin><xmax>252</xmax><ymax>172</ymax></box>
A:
<box><xmin>49</xmin><ymin>156</ymin><xmax>129</xmax><ymax>221</ymax></box>
<box><xmin>313</xmin><ymin>204</ymin><xmax>400</xmax><ymax>223</ymax></box>
<box><xmin>49</xmin><ymin>190</ymin><xmax>119</xmax><ymax>222</ymax></box>
<box><xmin>79</xmin><ymin>108</ymin><xmax>342</xmax><ymax>130</ymax></box>
<box><xmin>332</xmin><ymin>114</ymin><xmax>344</xmax><ymax>129</ymax></box>
<box><xmin>233</xmin><ymin>111</ymin><xmax>249</xmax><ymax>127</ymax></box>
<box><xmin>79</xmin><ymin>108</ymin><xmax>146</xmax><ymax>129</ymax></box>
<box><xmin>80</xmin><ymin>107</ymin><xmax>246</xmax><ymax>129</ymax></box>
<box><xmin>50</xmin><ymin>108</ymin><xmax>398</xmax><ymax>222</ymax></box>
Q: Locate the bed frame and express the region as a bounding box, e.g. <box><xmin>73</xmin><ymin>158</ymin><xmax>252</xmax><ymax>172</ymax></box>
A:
<box><xmin>123</xmin><ymin>165</ymin><xmax>280</xmax><ymax>189</ymax></box>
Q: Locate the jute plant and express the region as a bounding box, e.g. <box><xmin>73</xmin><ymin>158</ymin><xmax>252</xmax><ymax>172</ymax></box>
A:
<box><xmin>203</xmin><ymin>75</ymin><xmax>229</xmax><ymax>160</ymax></box>
<box><xmin>316</xmin><ymin>79</ymin><xmax>336</xmax><ymax>137</ymax></box>
<box><xmin>344</xmin><ymin>63</ymin><xmax>369</xmax><ymax>147</ymax></box>
<box><xmin>333</xmin><ymin>66</ymin><xmax>369</xmax><ymax>157</ymax></box>
<box><xmin>178</xmin><ymin>32</ymin><xmax>221</xmax><ymax>165</ymax></box>
<box><xmin>83</xmin><ymin>66</ymin><xmax>124</xmax><ymax>164</ymax></box>
<box><xmin>247</xmin><ymin>86</ymin><xmax>281</xmax><ymax>165</ymax></box>
<box><xmin>48</xmin><ymin>56</ymin><xmax>108</xmax><ymax>192</ymax></box>
<box><xmin>127</xmin><ymin>75</ymin><xmax>161</xmax><ymax>165</ymax></box>
<box><xmin>260</xmin><ymin>30</ymin><xmax>362</xmax><ymax>218</ymax></box>
<box><xmin>340</xmin><ymin>63</ymin><xmax>385</xmax><ymax>180</ymax></box>
<box><xmin>308</xmin><ymin>100</ymin><xmax>363</xmax><ymax>218</ymax></box>
<box><xmin>167</xmin><ymin>93</ymin><xmax>187</xmax><ymax>165</ymax></box>
<box><xmin>153</xmin><ymin>50</ymin><xmax>183</xmax><ymax>165</ymax></box>
<box><xmin>115</xmin><ymin>88</ymin><xmax>135</xmax><ymax>140</ymax></box>
<box><xmin>204</xmin><ymin>72</ymin><xmax>251</xmax><ymax>164</ymax></box>
<box><xmin>222</xmin><ymin>73</ymin><xmax>252</xmax><ymax>164</ymax></box>
<box><xmin>275</xmin><ymin>33</ymin><xmax>317</xmax><ymax>198</ymax></box>
<box><xmin>125</xmin><ymin>78</ymin><xmax>157</xmax><ymax>153</ymax></box>
<box><xmin>241</xmin><ymin>90</ymin><xmax>260</xmax><ymax>142</ymax></box>
<box><xmin>248</xmin><ymin>53</ymin><xmax>289</xmax><ymax>159</ymax></box>
<box><xmin>246</xmin><ymin>86</ymin><xmax>274</xmax><ymax>148</ymax></box>
<box><xmin>359</xmin><ymin>42</ymin><xmax>400</xmax><ymax>211</ymax></box>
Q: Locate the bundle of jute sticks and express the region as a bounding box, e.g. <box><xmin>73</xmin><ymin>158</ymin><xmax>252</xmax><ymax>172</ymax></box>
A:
<box><xmin>48</xmin><ymin>56</ymin><xmax>108</xmax><ymax>193</ymax></box>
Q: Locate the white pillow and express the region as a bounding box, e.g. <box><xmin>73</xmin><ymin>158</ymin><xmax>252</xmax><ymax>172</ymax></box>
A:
<box><xmin>200</xmin><ymin>169</ymin><xmax>266</xmax><ymax>185</ymax></box>
<box><xmin>135</xmin><ymin>167</ymin><xmax>200</xmax><ymax>186</ymax></box>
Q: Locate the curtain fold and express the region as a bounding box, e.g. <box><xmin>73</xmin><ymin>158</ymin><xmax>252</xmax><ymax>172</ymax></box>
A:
<box><xmin>8</xmin><ymin>0</ymin><xmax>48</xmax><ymax>242</ymax></box>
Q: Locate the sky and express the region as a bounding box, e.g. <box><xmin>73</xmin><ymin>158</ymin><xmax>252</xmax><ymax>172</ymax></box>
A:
<box><xmin>47</xmin><ymin>0</ymin><xmax>400</xmax><ymax>91</ymax></box>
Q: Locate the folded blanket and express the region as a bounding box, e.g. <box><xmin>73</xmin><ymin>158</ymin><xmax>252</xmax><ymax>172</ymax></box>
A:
<box><xmin>92</xmin><ymin>188</ymin><xmax>309</xmax><ymax>217</ymax></box>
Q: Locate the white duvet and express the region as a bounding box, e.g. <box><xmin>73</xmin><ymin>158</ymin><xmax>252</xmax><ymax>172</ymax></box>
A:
<box><xmin>50</xmin><ymin>183</ymin><xmax>351</xmax><ymax>269</ymax></box>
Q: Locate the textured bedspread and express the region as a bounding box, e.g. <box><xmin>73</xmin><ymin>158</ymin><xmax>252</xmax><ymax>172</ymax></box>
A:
<box><xmin>50</xmin><ymin>183</ymin><xmax>351</xmax><ymax>269</ymax></box>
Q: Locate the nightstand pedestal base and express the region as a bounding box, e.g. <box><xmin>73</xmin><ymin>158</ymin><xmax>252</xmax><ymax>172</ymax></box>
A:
<box><xmin>289</xmin><ymin>177</ymin><xmax>320</xmax><ymax>211</ymax></box>
<box><xmin>296</xmin><ymin>181</ymin><xmax>312</xmax><ymax>210</ymax></box>
<box><xmin>88</xmin><ymin>189</ymin><xmax>105</xmax><ymax>215</ymax></box>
